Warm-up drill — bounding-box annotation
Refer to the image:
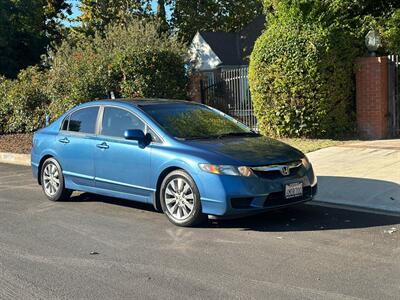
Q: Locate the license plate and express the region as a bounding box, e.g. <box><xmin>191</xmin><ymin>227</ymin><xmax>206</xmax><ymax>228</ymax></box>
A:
<box><xmin>285</xmin><ymin>182</ymin><xmax>303</xmax><ymax>199</ymax></box>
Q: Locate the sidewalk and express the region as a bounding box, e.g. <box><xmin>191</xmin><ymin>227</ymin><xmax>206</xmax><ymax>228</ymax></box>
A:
<box><xmin>0</xmin><ymin>152</ymin><xmax>30</xmax><ymax>166</ymax></box>
<box><xmin>308</xmin><ymin>139</ymin><xmax>400</xmax><ymax>214</ymax></box>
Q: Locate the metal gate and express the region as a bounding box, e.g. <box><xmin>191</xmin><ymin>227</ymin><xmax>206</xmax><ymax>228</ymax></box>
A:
<box><xmin>201</xmin><ymin>67</ymin><xmax>257</xmax><ymax>130</ymax></box>
<box><xmin>388</xmin><ymin>55</ymin><xmax>400</xmax><ymax>136</ymax></box>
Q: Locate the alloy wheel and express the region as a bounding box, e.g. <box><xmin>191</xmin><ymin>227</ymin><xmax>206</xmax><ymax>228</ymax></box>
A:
<box><xmin>164</xmin><ymin>178</ymin><xmax>194</xmax><ymax>220</ymax></box>
<box><xmin>43</xmin><ymin>163</ymin><xmax>60</xmax><ymax>196</ymax></box>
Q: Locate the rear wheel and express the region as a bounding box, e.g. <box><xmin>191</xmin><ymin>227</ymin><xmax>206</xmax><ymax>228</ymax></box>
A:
<box><xmin>41</xmin><ymin>158</ymin><xmax>72</xmax><ymax>201</ymax></box>
<box><xmin>160</xmin><ymin>170</ymin><xmax>206</xmax><ymax>227</ymax></box>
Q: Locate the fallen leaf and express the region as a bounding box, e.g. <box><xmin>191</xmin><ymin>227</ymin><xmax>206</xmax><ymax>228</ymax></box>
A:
<box><xmin>384</xmin><ymin>227</ymin><xmax>398</xmax><ymax>234</ymax></box>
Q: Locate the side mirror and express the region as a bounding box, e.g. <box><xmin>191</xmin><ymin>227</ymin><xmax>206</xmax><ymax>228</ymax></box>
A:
<box><xmin>124</xmin><ymin>129</ymin><xmax>145</xmax><ymax>141</ymax></box>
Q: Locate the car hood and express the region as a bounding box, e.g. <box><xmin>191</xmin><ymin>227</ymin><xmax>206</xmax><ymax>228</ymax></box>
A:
<box><xmin>184</xmin><ymin>136</ymin><xmax>304</xmax><ymax>166</ymax></box>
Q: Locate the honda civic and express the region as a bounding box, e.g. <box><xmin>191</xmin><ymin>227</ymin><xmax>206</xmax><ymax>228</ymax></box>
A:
<box><xmin>31</xmin><ymin>99</ymin><xmax>317</xmax><ymax>226</ymax></box>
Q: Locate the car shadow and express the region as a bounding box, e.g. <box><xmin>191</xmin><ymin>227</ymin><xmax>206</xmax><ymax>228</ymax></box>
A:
<box><xmin>68</xmin><ymin>190</ymin><xmax>400</xmax><ymax>232</ymax></box>
<box><xmin>204</xmin><ymin>204</ymin><xmax>400</xmax><ymax>232</ymax></box>
<box><xmin>69</xmin><ymin>192</ymin><xmax>161</xmax><ymax>212</ymax></box>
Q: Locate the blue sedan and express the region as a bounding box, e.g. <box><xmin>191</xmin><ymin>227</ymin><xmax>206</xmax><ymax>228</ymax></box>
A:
<box><xmin>31</xmin><ymin>99</ymin><xmax>317</xmax><ymax>226</ymax></box>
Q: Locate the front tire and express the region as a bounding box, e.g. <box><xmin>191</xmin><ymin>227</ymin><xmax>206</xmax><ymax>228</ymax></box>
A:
<box><xmin>160</xmin><ymin>170</ymin><xmax>206</xmax><ymax>227</ymax></box>
<box><xmin>41</xmin><ymin>158</ymin><xmax>72</xmax><ymax>201</ymax></box>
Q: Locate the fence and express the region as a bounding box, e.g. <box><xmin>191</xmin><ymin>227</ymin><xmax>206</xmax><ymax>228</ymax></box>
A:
<box><xmin>201</xmin><ymin>67</ymin><xmax>257</xmax><ymax>130</ymax></box>
<box><xmin>388</xmin><ymin>55</ymin><xmax>400</xmax><ymax>136</ymax></box>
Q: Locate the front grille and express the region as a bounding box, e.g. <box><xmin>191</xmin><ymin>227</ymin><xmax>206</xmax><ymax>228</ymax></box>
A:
<box><xmin>252</xmin><ymin>165</ymin><xmax>301</xmax><ymax>180</ymax></box>
<box><xmin>263</xmin><ymin>186</ymin><xmax>312</xmax><ymax>208</ymax></box>
<box><xmin>251</xmin><ymin>160</ymin><xmax>303</xmax><ymax>180</ymax></box>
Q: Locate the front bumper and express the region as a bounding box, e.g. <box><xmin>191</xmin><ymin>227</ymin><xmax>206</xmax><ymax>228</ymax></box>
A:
<box><xmin>197</xmin><ymin>165</ymin><xmax>317</xmax><ymax>216</ymax></box>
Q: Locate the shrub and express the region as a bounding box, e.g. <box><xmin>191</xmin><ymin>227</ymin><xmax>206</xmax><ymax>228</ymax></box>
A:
<box><xmin>249</xmin><ymin>4</ymin><xmax>360</xmax><ymax>138</ymax></box>
<box><xmin>46</xmin><ymin>40</ymin><xmax>111</xmax><ymax>120</ymax></box>
<box><xmin>0</xmin><ymin>67</ymin><xmax>50</xmax><ymax>134</ymax></box>
<box><xmin>117</xmin><ymin>49</ymin><xmax>187</xmax><ymax>99</ymax></box>
<box><xmin>46</xmin><ymin>20</ymin><xmax>187</xmax><ymax>121</ymax></box>
<box><xmin>0</xmin><ymin>77</ymin><xmax>12</xmax><ymax>134</ymax></box>
<box><xmin>0</xmin><ymin>20</ymin><xmax>188</xmax><ymax>132</ymax></box>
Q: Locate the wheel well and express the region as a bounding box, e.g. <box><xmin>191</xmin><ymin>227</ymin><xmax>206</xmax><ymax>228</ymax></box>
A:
<box><xmin>154</xmin><ymin>167</ymin><xmax>182</xmax><ymax>211</ymax></box>
<box><xmin>37</xmin><ymin>155</ymin><xmax>53</xmax><ymax>185</ymax></box>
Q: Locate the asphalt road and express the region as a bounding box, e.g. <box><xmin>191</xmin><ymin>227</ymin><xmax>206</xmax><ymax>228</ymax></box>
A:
<box><xmin>1</xmin><ymin>163</ymin><xmax>400</xmax><ymax>300</ymax></box>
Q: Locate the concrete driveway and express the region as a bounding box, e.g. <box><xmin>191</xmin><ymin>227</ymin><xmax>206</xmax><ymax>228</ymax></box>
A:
<box><xmin>308</xmin><ymin>139</ymin><xmax>400</xmax><ymax>214</ymax></box>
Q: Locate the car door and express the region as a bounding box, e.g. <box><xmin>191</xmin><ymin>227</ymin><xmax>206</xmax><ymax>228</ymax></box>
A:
<box><xmin>56</xmin><ymin>106</ymin><xmax>99</xmax><ymax>187</ymax></box>
<box><xmin>94</xmin><ymin>106</ymin><xmax>152</xmax><ymax>203</ymax></box>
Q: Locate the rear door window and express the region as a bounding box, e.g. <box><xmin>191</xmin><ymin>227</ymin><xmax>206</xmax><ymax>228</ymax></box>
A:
<box><xmin>68</xmin><ymin>107</ymin><xmax>99</xmax><ymax>134</ymax></box>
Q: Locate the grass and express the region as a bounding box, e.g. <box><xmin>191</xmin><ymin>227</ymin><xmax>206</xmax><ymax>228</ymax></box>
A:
<box><xmin>278</xmin><ymin>138</ymin><xmax>358</xmax><ymax>153</ymax></box>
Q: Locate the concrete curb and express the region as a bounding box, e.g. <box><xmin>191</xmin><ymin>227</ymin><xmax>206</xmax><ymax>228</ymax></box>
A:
<box><xmin>0</xmin><ymin>152</ymin><xmax>30</xmax><ymax>166</ymax></box>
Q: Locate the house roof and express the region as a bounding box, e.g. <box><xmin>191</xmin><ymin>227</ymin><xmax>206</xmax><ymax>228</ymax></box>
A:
<box><xmin>199</xmin><ymin>32</ymin><xmax>243</xmax><ymax>66</ymax></box>
<box><xmin>193</xmin><ymin>15</ymin><xmax>266</xmax><ymax>68</ymax></box>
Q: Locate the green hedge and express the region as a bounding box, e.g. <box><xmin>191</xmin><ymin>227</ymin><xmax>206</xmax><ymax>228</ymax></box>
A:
<box><xmin>0</xmin><ymin>20</ymin><xmax>187</xmax><ymax>134</ymax></box>
<box><xmin>249</xmin><ymin>5</ymin><xmax>359</xmax><ymax>138</ymax></box>
<box><xmin>0</xmin><ymin>67</ymin><xmax>50</xmax><ymax>133</ymax></box>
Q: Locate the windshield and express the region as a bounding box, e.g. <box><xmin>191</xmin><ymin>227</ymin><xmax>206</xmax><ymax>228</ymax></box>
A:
<box><xmin>140</xmin><ymin>103</ymin><xmax>254</xmax><ymax>139</ymax></box>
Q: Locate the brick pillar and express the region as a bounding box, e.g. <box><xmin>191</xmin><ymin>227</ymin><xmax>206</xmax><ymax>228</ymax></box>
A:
<box><xmin>355</xmin><ymin>56</ymin><xmax>389</xmax><ymax>139</ymax></box>
<box><xmin>187</xmin><ymin>73</ymin><xmax>204</xmax><ymax>103</ymax></box>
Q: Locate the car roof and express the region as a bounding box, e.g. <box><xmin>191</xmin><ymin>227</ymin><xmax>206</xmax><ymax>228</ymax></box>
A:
<box><xmin>86</xmin><ymin>98</ymin><xmax>198</xmax><ymax>107</ymax></box>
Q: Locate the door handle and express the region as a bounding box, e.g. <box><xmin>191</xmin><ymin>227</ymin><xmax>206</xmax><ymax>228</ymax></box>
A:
<box><xmin>96</xmin><ymin>142</ymin><xmax>109</xmax><ymax>149</ymax></box>
<box><xmin>58</xmin><ymin>137</ymin><xmax>70</xmax><ymax>144</ymax></box>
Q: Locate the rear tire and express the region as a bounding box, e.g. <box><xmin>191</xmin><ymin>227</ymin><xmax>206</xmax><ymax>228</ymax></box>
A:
<box><xmin>160</xmin><ymin>170</ymin><xmax>206</xmax><ymax>227</ymax></box>
<box><xmin>41</xmin><ymin>158</ymin><xmax>72</xmax><ymax>201</ymax></box>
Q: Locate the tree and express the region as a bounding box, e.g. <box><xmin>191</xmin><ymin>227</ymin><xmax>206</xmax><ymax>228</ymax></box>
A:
<box><xmin>156</xmin><ymin>0</ymin><xmax>169</xmax><ymax>33</ymax></box>
<box><xmin>78</xmin><ymin>0</ymin><xmax>152</xmax><ymax>35</ymax></box>
<box><xmin>0</xmin><ymin>0</ymin><xmax>71</xmax><ymax>78</ymax></box>
<box><xmin>262</xmin><ymin>0</ymin><xmax>400</xmax><ymax>55</ymax></box>
<box><xmin>44</xmin><ymin>0</ymin><xmax>73</xmax><ymax>46</ymax></box>
<box><xmin>170</xmin><ymin>0</ymin><xmax>263</xmax><ymax>43</ymax></box>
<box><xmin>263</xmin><ymin>0</ymin><xmax>400</xmax><ymax>17</ymax></box>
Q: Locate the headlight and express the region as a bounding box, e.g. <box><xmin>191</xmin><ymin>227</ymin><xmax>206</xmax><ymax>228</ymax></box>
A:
<box><xmin>301</xmin><ymin>156</ymin><xmax>311</xmax><ymax>169</ymax></box>
<box><xmin>198</xmin><ymin>164</ymin><xmax>254</xmax><ymax>177</ymax></box>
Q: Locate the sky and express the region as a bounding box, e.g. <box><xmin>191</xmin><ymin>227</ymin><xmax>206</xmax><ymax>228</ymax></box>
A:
<box><xmin>68</xmin><ymin>0</ymin><xmax>166</xmax><ymax>20</ymax></box>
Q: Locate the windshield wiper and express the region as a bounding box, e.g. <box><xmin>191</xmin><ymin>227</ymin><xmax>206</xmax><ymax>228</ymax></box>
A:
<box><xmin>182</xmin><ymin>132</ymin><xmax>260</xmax><ymax>140</ymax></box>
<box><xmin>216</xmin><ymin>132</ymin><xmax>261</xmax><ymax>139</ymax></box>
<box><xmin>183</xmin><ymin>135</ymin><xmax>219</xmax><ymax>140</ymax></box>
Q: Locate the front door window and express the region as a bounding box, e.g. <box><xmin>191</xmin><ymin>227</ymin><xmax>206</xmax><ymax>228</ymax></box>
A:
<box><xmin>101</xmin><ymin>107</ymin><xmax>145</xmax><ymax>138</ymax></box>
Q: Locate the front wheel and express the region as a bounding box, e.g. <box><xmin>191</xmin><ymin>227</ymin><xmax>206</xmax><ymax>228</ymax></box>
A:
<box><xmin>160</xmin><ymin>170</ymin><xmax>206</xmax><ymax>227</ymax></box>
<box><xmin>41</xmin><ymin>158</ymin><xmax>72</xmax><ymax>201</ymax></box>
